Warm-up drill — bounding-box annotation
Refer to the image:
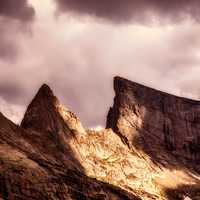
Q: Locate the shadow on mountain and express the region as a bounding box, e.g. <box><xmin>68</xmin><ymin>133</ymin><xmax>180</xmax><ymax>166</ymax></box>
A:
<box><xmin>164</xmin><ymin>183</ymin><xmax>200</xmax><ymax>200</ymax></box>
<box><xmin>107</xmin><ymin>76</ymin><xmax>200</xmax><ymax>173</ymax></box>
<box><xmin>19</xmin><ymin>83</ymin><xmax>86</xmax><ymax>173</ymax></box>
<box><xmin>130</xmin><ymin>93</ymin><xmax>200</xmax><ymax>172</ymax></box>
<box><xmin>0</xmin><ymin>112</ymin><xmax>141</xmax><ymax>199</ymax></box>
<box><xmin>0</xmin><ymin>82</ymin><xmax>141</xmax><ymax>199</ymax></box>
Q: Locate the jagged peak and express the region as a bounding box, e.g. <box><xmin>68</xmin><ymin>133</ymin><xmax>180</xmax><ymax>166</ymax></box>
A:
<box><xmin>20</xmin><ymin>84</ymin><xmax>85</xmax><ymax>136</ymax></box>
<box><xmin>114</xmin><ymin>76</ymin><xmax>200</xmax><ymax>103</ymax></box>
<box><xmin>108</xmin><ymin>76</ymin><xmax>200</xmax><ymax>163</ymax></box>
<box><xmin>20</xmin><ymin>83</ymin><xmax>59</xmax><ymax>132</ymax></box>
<box><xmin>33</xmin><ymin>83</ymin><xmax>58</xmax><ymax>105</ymax></box>
<box><xmin>114</xmin><ymin>76</ymin><xmax>140</xmax><ymax>90</ymax></box>
<box><xmin>37</xmin><ymin>83</ymin><xmax>54</xmax><ymax>96</ymax></box>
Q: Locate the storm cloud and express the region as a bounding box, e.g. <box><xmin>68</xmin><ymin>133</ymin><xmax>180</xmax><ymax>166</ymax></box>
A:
<box><xmin>55</xmin><ymin>0</ymin><xmax>200</xmax><ymax>23</ymax></box>
<box><xmin>0</xmin><ymin>0</ymin><xmax>35</xmax><ymax>60</ymax></box>
<box><xmin>1</xmin><ymin>1</ymin><xmax>200</xmax><ymax>128</ymax></box>
<box><xmin>0</xmin><ymin>0</ymin><xmax>34</xmax><ymax>21</ymax></box>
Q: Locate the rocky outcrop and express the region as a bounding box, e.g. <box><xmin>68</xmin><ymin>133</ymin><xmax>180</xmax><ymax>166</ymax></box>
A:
<box><xmin>21</xmin><ymin>84</ymin><xmax>85</xmax><ymax>135</ymax></box>
<box><xmin>107</xmin><ymin>76</ymin><xmax>200</xmax><ymax>162</ymax></box>
<box><xmin>20</xmin><ymin>84</ymin><xmax>86</xmax><ymax>172</ymax></box>
<box><xmin>1</xmin><ymin>77</ymin><xmax>200</xmax><ymax>200</ymax></box>
<box><xmin>0</xmin><ymin>85</ymin><xmax>140</xmax><ymax>200</ymax></box>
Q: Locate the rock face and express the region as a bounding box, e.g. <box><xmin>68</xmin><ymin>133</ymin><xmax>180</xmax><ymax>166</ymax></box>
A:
<box><xmin>0</xmin><ymin>84</ymin><xmax>139</xmax><ymax>200</ymax></box>
<box><xmin>107</xmin><ymin>76</ymin><xmax>200</xmax><ymax>162</ymax></box>
<box><xmin>21</xmin><ymin>84</ymin><xmax>85</xmax><ymax>136</ymax></box>
<box><xmin>1</xmin><ymin>77</ymin><xmax>200</xmax><ymax>200</ymax></box>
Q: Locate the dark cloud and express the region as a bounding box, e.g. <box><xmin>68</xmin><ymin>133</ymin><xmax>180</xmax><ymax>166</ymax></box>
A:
<box><xmin>55</xmin><ymin>0</ymin><xmax>200</xmax><ymax>23</ymax></box>
<box><xmin>0</xmin><ymin>0</ymin><xmax>35</xmax><ymax>61</ymax></box>
<box><xmin>0</xmin><ymin>0</ymin><xmax>35</xmax><ymax>22</ymax></box>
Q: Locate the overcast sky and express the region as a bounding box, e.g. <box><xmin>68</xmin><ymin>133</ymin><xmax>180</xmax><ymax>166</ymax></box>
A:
<box><xmin>1</xmin><ymin>0</ymin><xmax>200</xmax><ymax>127</ymax></box>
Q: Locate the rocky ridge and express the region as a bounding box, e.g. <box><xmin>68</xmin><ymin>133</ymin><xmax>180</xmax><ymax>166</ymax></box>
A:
<box><xmin>107</xmin><ymin>77</ymin><xmax>200</xmax><ymax>164</ymax></box>
<box><xmin>0</xmin><ymin>77</ymin><xmax>200</xmax><ymax>200</ymax></box>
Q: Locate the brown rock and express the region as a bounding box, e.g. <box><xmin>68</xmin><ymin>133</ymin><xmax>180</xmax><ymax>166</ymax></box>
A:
<box><xmin>107</xmin><ymin>76</ymin><xmax>200</xmax><ymax>163</ymax></box>
<box><xmin>1</xmin><ymin>78</ymin><xmax>200</xmax><ymax>200</ymax></box>
<box><xmin>0</xmin><ymin>84</ymin><xmax>140</xmax><ymax>200</ymax></box>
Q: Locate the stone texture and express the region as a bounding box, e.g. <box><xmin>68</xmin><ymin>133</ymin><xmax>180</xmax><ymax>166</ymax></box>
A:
<box><xmin>0</xmin><ymin>85</ymin><xmax>139</xmax><ymax>200</ymax></box>
<box><xmin>1</xmin><ymin>78</ymin><xmax>200</xmax><ymax>200</ymax></box>
<box><xmin>107</xmin><ymin>76</ymin><xmax>200</xmax><ymax>163</ymax></box>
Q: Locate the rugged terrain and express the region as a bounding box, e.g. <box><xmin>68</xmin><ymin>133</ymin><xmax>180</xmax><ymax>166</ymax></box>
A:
<box><xmin>0</xmin><ymin>76</ymin><xmax>200</xmax><ymax>200</ymax></box>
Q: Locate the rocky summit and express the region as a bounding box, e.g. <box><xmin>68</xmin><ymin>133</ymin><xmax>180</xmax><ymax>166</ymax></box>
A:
<box><xmin>1</xmin><ymin>77</ymin><xmax>200</xmax><ymax>200</ymax></box>
<box><xmin>107</xmin><ymin>77</ymin><xmax>200</xmax><ymax>165</ymax></box>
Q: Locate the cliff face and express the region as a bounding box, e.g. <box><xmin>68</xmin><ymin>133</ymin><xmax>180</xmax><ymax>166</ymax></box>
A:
<box><xmin>1</xmin><ymin>77</ymin><xmax>200</xmax><ymax>200</ymax></box>
<box><xmin>107</xmin><ymin>76</ymin><xmax>200</xmax><ymax>162</ymax></box>
<box><xmin>21</xmin><ymin>84</ymin><xmax>85</xmax><ymax>136</ymax></box>
<box><xmin>0</xmin><ymin>84</ymin><xmax>139</xmax><ymax>200</ymax></box>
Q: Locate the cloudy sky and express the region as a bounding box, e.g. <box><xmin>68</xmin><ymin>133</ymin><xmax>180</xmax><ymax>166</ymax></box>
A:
<box><xmin>1</xmin><ymin>0</ymin><xmax>200</xmax><ymax>127</ymax></box>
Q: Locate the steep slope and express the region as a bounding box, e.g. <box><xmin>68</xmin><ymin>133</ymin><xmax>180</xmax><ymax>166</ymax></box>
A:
<box><xmin>21</xmin><ymin>84</ymin><xmax>85</xmax><ymax>136</ymax></box>
<box><xmin>104</xmin><ymin>76</ymin><xmax>200</xmax><ymax>199</ymax></box>
<box><xmin>107</xmin><ymin>76</ymin><xmax>200</xmax><ymax>165</ymax></box>
<box><xmin>20</xmin><ymin>84</ymin><xmax>86</xmax><ymax>172</ymax></box>
<box><xmin>0</xmin><ymin>84</ymin><xmax>140</xmax><ymax>200</ymax></box>
<box><xmin>1</xmin><ymin>77</ymin><xmax>200</xmax><ymax>200</ymax></box>
<box><xmin>73</xmin><ymin>127</ymin><xmax>200</xmax><ymax>200</ymax></box>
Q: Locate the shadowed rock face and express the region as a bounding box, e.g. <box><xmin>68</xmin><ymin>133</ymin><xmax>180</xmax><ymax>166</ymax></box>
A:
<box><xmin>1</xmin><ymin>77</ymin><xmax>200</xmax><ymax>200</ymax></box>
<box><xmin>21</xmin><ymin>84</ymin><xmax>85</xmax><ymax>136</ymax></box>
<box><xmin>107</xmin><ymin>76</ymin><xmax>200</xmax><ymax>163</ymax></box>
<box><xmin>0</xmin><ymin>84</ymin><xmax>139</xmax><ymax>200</ymax></box>
<box><xmin>21</xmin><ymin>84</ymin><xmax>64</xmax><ymax>133</ymax></box>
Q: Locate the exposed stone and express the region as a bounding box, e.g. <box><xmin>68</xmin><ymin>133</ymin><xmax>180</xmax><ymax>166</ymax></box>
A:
<box><xmin>1</xmin><ymin>78</ymin><xmax>200</xmax><ymax>200</ymax></box>
<box><xmin>107</xmin><ymin>76</ymin><xmax>200</xmax><ymax>162</ymax></box>
<box><xmin>0</xmin><ymin>83</ymin><xmax>139</xmax><ymax>200</ymax></box>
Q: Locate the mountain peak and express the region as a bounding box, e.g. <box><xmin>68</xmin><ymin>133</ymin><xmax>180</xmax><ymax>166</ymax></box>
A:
<box><xmin>39</xmin><ymin>83</ymin><xmax>53</xmax><ymax>93</ymax></box>
<box><xmin>1</xmin><ymin>76</ymin><xmax>200</xmax><ymax>199</ymax></box>
<box><xmin>20</xmin><ymin>84</ymin><xmax>60</xmax><ymax>132</ymax></box>
<box><xmin>108</xmin><ymin>76</ymin><xmax>200</xmax><ymax>162</ymax></box>
<box><xmin>35</xmin><ymin>83</ymin><xmax>55</xmax><ymax>100</ymax></box>
<box><xmin>20</xmin><ymin>83</ymin><xmax>85</xmax><ymax>137</ymax></box>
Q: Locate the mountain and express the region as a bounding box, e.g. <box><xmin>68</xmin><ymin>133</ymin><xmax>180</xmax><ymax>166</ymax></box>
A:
<box><xmin>107</xmin><ymin>77</ymin><xmax>200</xmax><ymax>167</ymax></box>
<box><xmin>0</xmin><ymin>77</ymin><xmax>200</xmax><ymax>200</ymax></box>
